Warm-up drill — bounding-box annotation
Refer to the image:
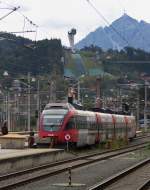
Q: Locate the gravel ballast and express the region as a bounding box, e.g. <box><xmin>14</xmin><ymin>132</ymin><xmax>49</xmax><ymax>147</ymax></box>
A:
<box><xmin>15</xmin><ymin>148</ymin><xmax>150</xmax><ymax>190</ymax></box>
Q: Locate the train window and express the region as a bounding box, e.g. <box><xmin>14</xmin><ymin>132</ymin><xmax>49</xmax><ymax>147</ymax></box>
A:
<box><xmin>43</xmin><ymin>109</ymin><xmax>68</xmax><ymax>115</ymax></box>
<box><xmin>65</xmin><ymin>118</ymin><xmax>75</xmax><ymax>130</ymax></box>
<box><xmin>75</xmin><ymin>115</ymin><xmax>87</xmax><ymax>129</ymax></box>
<box><xmin>43</xmin><ymin>115</ymin><xmax>64</xmax><ymax>131</ymax></box>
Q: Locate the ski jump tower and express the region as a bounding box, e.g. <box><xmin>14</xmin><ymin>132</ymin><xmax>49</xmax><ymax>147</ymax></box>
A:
<box><xmin>68</xmin><ymin>28</ymin><xmax>76</xmax><ymax>52</ymax></box>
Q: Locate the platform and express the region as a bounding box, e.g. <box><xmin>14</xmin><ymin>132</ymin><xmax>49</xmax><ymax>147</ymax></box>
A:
<box><xmin>0</xmin><ymin>134</ymin><xmax>28</xmax><ymax>149</ymax></box>
<box><xmin>0</xmin><ymin>148</ymin><xmax>73</xmax><ymax>175</ymax></box>
<box><xmin>0</xmin><ymin>133</ymin><xmax>54</xmax><ymax>149</ymax></box>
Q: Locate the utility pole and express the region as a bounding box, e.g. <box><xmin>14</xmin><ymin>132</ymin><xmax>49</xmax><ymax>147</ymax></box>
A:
<box><xmin>50</xmin><ymin>80</ymin><xmax>56</xmax><ymax>103</ymax></box>
<box><xmin>36</xmin><ymin>79</ymin><xmax>40</xmax><ymax>131</ymax></box>
<box><xmin>95</xmin><ymin>77</ymin><xmax>101</xmax><ymax>108</ymax></box>
<box><xmin>144</xmin><ymin>81</ymin><xmax>148</xmax><ymax>132</ymax></box>
<box><xmin>77</xmin><ymin>80</ymin><xmax>80</xmax><ymax>102</ymax></box>
<box><xmin>7</xmin><ymin>91</ymin><xmax>11</xmax><ymax>131</ymax></box>
<box><xmin>27</xmin><ymin>72</ymin><xmax>31</xmax><ymax>131</ymax></box>
<box><xmin>5</xmin><ymin>93</ymin><xmax>8</xmax><ymax>125</ymax></box>
<box><xmin>136</xmin><ymin>90</ymin><xmax>140</xmax><ymax>130</ymax></box>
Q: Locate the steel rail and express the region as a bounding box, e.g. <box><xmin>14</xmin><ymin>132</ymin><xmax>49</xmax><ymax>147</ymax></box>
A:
<box><xmin>0</xmin><ymin>142</ymin><xmax>149</xmax><ymax>189</ymax></box>
<box><xmin>137</xmin><ymin>179</ymin><xmax>150</xmax><ymax>190</ymax></box>
<box><xmin>0</xmin><ymin>141</ymin><xmax>148</xmax><ymax>182</ymax></box>
<box><xmin>88</xmin><ymin>158</ymin><xmax>150</xmax><ymax>190</ymax></box>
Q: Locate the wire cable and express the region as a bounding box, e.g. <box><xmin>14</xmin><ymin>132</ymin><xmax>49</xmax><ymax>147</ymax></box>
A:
<box><xmin>0</xmin><ymin>6</ymin><xmax>20</xmax><ymax>21</ymax></box>
<box><xmin>86</xmin><ymin>0</ymin><xmax>130</xmax><ymax>46</ymax></box>
<box><xmin>10</xmin><ymin>30</ymin><xmax>36</xmax><ymax>34</ymax></box>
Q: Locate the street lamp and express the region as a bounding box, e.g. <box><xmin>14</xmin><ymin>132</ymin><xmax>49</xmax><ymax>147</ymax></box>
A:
<box><xmin>3</xmin><ymin>71</ymin><xmax>10</xmax><ymax>131</ymax></box>
<box><xmin>27</xmin><ymin>73</ymin><xmax>31</xmax><ymax>132</ymax></box>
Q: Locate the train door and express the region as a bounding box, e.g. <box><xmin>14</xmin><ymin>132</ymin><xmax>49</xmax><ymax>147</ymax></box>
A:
<box><xmin>86</xmin><ymin>114</ymin><xmax>97</xmax><ymax>145</ymax></box>
<box><xmin>100</xmin><ymin>113</ymin><xmax>114</xmax><ymax>141</ymax></box>
<box><xmin>63</xmin><ymin>117</ymin><xmax>77</xmax><ymax>143</ymax></box>
<box><xmin>115</xmin><ymin>115</ymin><xmax>126</xmax><ymax>139</ymax></box>
<box><xmin>95</xmin><ymin>113</ymin><xmax>102</xmax><ymax>143</ymax></box>
<box><xmin>75</xmin><ymin>113</ymin><xmax>88</xmax><ymax>147</ymax></box>
<box><xmin>127</xmin><ymin>116</ymin><xmax>136</xmax><ymax>139</ymax></box>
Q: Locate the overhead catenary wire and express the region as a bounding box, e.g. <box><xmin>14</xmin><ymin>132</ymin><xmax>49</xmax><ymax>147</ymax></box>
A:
<box><xmin>0</xmin><ymin>1</ymin><xmax>38</xmax><ymax>27</ymax></box>
<box><xmin>86</xmin><ymin>0</ymin><xmax>130</xmax><ymax>46</ymax></box>
<box><xmin>0</xmin><ymin>1</ymin><xmax>49</xmax><ymax>49</ymax></box>
<box><xmin>0</xmin><ymin>6</ymin><xmax>20</xmax><ymax>21</ymax></box>
<box><xmin>16</xmin><ymin>9</ymin><xmax>38</xmax><ymax>28</ymax></box>
<box><xmin>10</xmin><ymin>30</ymin><xmax>36</xmax><ymax>34</ymax></box>
<box><xmin>17</xmin><ymin>10</ymin><xmax>38</xmax><ymax>48</ymax></box>
<box><xmin>0</xmin><ymin>1</ymin><xmax>46</xmax><ymax>76</ymax></box>
<box><xmin>0</xmin><ymin>1</ymin><xmax>38</xmax><ymax>43</ymax></box>
<box><xmin>0</xmin><ymin>7</ymin><xmax>14</xmax><ymax>10</ymax></box>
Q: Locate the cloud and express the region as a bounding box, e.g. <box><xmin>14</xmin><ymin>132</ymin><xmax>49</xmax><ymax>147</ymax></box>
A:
<box><xmin>41</xmin><ymin>19</ymin><xmax>72</xmax><ymax>30</ymax></box>
<box><xmin>1</xmin><ymin>0</ymin><xmax>150</xmax><ymax>46</ymax></box>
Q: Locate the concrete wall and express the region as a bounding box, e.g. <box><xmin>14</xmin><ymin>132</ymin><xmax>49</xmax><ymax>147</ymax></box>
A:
<box><xmin>0</xmin><ymin>137</ymin><xmax>27</xmax><ymax>149</ymax></box>
<box><xmin>0</xmin><ymin>134</ymin><xmax>28</xmax><ymax>149</ymax></box>
<box><xmin>0</xmin><ymin>149</ymin><xmax>73</xmax><ymax>175</ymax></box>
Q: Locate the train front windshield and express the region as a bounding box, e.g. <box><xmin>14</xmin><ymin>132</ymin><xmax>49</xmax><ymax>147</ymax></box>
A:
<box><xmin>42</xmin><ymin>109</ymin><xmax>68</xmax><ymax>132</ymax></box>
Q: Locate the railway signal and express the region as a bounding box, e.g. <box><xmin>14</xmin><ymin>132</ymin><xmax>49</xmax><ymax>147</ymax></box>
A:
<box><xmin>65</xmin><ymin>134</ymin><xmax>71</xmax><ymax>141</ymax></box>
<box><xmin>65</xmin><ymin>134</ymin><xmax>71</xmax><ymax>151</ymax></box>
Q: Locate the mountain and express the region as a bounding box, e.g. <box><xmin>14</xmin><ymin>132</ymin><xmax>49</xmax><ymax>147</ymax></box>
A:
<box><xmin>75</xmin><ymin>14</ymin><xmax>150</xmax><ymax>52</ymax></box>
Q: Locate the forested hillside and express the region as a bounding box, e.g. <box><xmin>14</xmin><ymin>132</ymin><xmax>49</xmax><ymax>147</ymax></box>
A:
<box><xmin>0</xmin><ymin>32</ymin><xmax>150</xmax><ymax>83</ymax></box>
<box><xmin>0</xmin><ymin>32</ymin><xmax>63</xmax><ymax>77</ymax></box>
<box><xmin>80</xmin><ymin>45</ymin><xmax>150</xmax><ymax>79</ymax></box>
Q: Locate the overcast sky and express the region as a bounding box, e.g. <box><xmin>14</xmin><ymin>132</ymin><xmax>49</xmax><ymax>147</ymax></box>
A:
<box><xmin>0</xmin><ymin>0</ymin><xmax>150</xmax><ymax>46</ymax></box>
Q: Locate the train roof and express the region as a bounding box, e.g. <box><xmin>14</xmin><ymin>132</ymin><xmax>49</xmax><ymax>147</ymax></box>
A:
<box><xmin>44</xmin><ymin>103</ymin><xmax>75</xmax><ymax>110</ymax></box>
<box><xmin>44</xmin><ymin>103</ymin><xmax>135</xmax><ymax>119</ymax></box>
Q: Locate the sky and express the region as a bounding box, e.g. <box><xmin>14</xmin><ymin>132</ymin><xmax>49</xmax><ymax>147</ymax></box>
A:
<box><xmin>0</xmin><ymin>0</ymin><xmax>150</xmax><ymax>46</ymax></box>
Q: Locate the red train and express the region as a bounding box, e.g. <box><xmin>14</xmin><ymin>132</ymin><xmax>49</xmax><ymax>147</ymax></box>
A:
<box><xmin>39</xmin><ymin>103</ymin><xmax>136</xmax><ymax>147</ymax></box>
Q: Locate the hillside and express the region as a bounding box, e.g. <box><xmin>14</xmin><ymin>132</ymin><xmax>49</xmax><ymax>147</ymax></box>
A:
<box><xmin>0</xmin><ymin>32</ymin><xmax>150</xmax><ymax>84</ymax></box>
<box><xmin>64</xmin><ymin>50</ymin><xmax>104</xmax><ymax>78</ymax></box>
<box><xmin>64</xmin><ymin>46</ymin><xmax>150</xmax><ymax>88</ymax></box>
<box><xmin>0</xmin><ymin>32</ymin><xmax>63</xmax><ymax>77</ymax></box>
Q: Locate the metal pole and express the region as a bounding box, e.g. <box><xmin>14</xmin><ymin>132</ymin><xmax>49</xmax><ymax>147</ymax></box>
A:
<box><xmin>77</xmin><ymin>80</ymin><xmax>80</xmax><ymax>102</ymax></box>
<box><xmin>66</xmin><ymin>141</ymin><xmax>69</xmax><ymax>151</ymax></box>
<box><xmin>68</xmin><ymin>167</ymin><xmax>72</xmax><ymax>186</ymax></box>
<box><xmin>27</xmin><ymin>72</ymin><xmax>31</xmax><ymax>131</ymax></box>
<box><xmin>7</xmin><ymin>91</ymin><xmax>10</xmax><ymax>131</ymax></box>
<box><xmin>144</xmin><ymin>81</ymin><xmax>148</xmax><ymax>132</ymax></box>
<box><xmin>5</xmin><ymin>93</ymin><xmax>8</xmax><ymax>128</ymax></box>
<box><xmin>96</xmin><ymin>77</ymin><xmax>101</xmax><ymax>108</ymax></box>
<box><xmin>136</xmin><ymin>91</ymin><xmax>140</xmax><ymax>130</ymax></box>
<box><xmin>50</xmin><ymin>80</ymin><xmax>56</xmax><ymax>103</ymax></box>
<box><xmin>37</xmin><ymin>79</ymin><xmax>40</xmax><ymax>131</ymax></box>
<box><xmin>5</xmin><ymin>93</ymin><xmax>7</xmax><ymax>121</ymax></box>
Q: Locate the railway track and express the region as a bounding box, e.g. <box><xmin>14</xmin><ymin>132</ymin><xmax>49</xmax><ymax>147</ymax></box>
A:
<box><xmin>138</xmin><ymin>179</ymin><xmax>150</xmax><ymax>190</ymax></box>
<box><xmin>88</xmin><ymin>158</ymin><xmax>150</xmax><ymax>190</ymax></box>
<box><xmin>0</xmin><ymin>141</ymin><xmax>149</xmax><ymax>190</ymax></box>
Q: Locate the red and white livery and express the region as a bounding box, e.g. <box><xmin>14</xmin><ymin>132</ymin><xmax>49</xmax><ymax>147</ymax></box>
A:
<box><xmin>39</xmin><ymin>103</ymin><xmax>136</xmax><ymax>147</ymax></box>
